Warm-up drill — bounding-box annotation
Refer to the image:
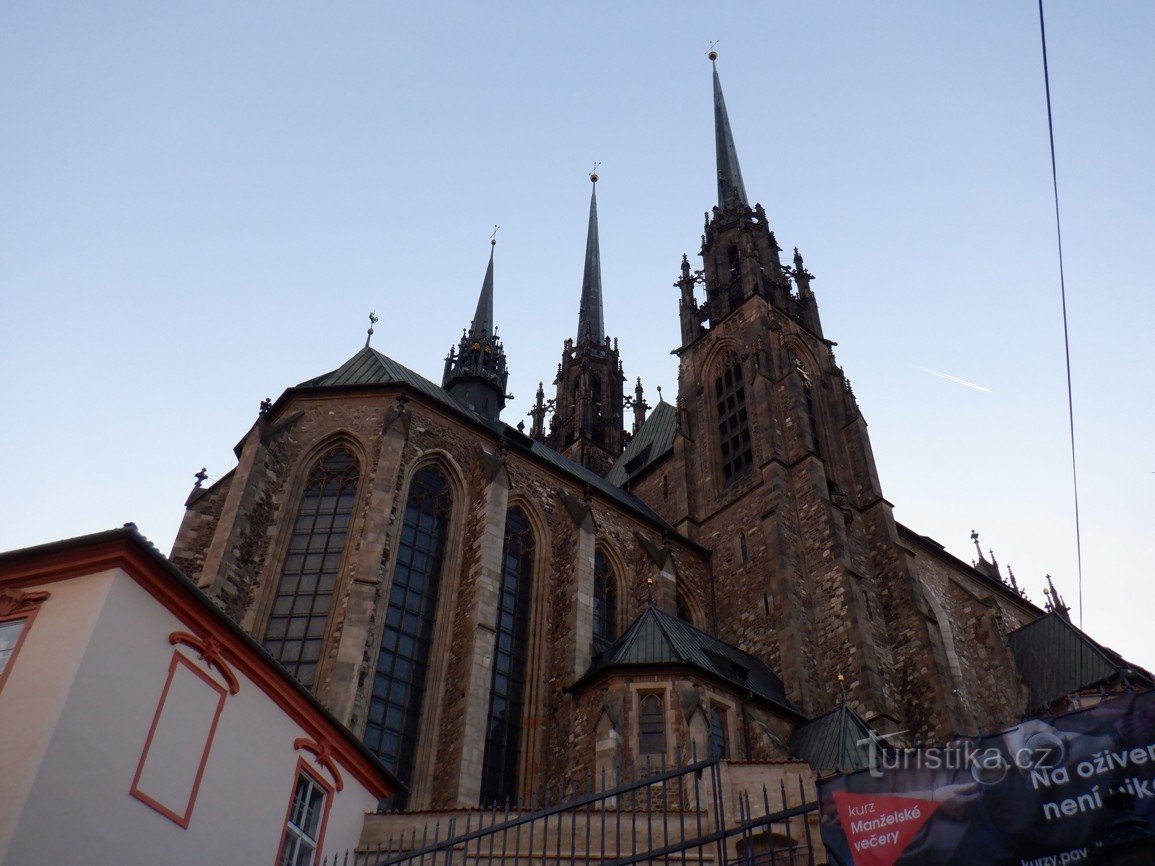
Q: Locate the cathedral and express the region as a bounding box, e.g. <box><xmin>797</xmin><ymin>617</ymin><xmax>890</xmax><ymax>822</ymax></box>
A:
<box><xmin>167</xmin><ymin>55</ymin><xmax>1142</xmax><ymax>826</ymax></box>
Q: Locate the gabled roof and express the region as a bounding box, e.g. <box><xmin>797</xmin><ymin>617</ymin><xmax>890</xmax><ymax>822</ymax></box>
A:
<box><xmin>298</xmin><ymin>346</ymin><xmax>473</xmax><ymax>417</ymax></box>
<box><xmin>0</xmin><ymin>526</ymin><xmax>401</xmax><ymax>799</ymax></box>
<box><xmin>1008</xmin><ymin>612</ymin><xmax>1153</xmax><ymax>711</ymax></box>
<box><xmin>575</xmin><ymin>604</ymin><xmax>801</xmax><ymax>717</ymax></box>
<box><xmin>607</xmin><ymin>401</ymin><xmax>677</xmax><ymax>486</ymax></box>
<box><xmin>789</xmin><ymin>702</ymin><xmax>877</xmax><ymax>773</ymax></box>
<box><xmin>292</xmin><ymin>347</ymin><xmax>679</xmax><ymax>535</ymax></box>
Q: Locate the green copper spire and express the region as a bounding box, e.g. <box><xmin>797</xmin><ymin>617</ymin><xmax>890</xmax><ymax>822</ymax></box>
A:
<box><xmin>577</xmin><ymin>171</ymin><xmax>605</xmax><ymax>344</ymax></box>
<box><xmin>710</xmin><ymin>51</ymin><xmax>748</xmax><ymax>208</ymax></box>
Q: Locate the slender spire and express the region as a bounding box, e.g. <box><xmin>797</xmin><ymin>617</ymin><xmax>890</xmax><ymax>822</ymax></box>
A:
<box><xmin>442</xmin><ymin>233</ymin><xmax>508</xmax><ymax>422</ymax></box>
<box><xmin>709</xmin><ymin>50</ymin><xmax>748</xmax><ymax>208</ymax></box>
<box><xmin>577</xmin><ymin>170</ymin><xmax>605</xmax><ymax>344</ymax></box>
<box><xmin>470</xmin><ymin>230</ymin><xmax>498</xmax><ymax>337</ymax></box>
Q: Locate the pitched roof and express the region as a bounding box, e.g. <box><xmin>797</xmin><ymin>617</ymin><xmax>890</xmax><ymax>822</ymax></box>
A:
<box><xmin>294</xmin><ymin>347</ymin><xmax>677</xmax><ymax>534</ymax></box>
<box><xmin>0</xmin><ymin>526</ymin><xmax>401</xmax><ymax>799</ymax></box>
<box><xmin>576</xmin><ymin>604</ymin><xmax>800</xmax><ymax>717</ymax></box>
<box><xmin>789</xmin><ymin>702</ymin><xmax>877</xmax><ymax>773</ymax></box>
<box><xmin>607</xmin><ymin>401</ymin><xmax>677</xmax><ymax>486</ymax></box>
<box><xmin>298</xmin><ymin>346</ymin><xmax>472</xmax><ymax>415</ymax></box>
<box><xmin>1008</xmin><ymin>612</ymin><xmax>1153</xmax><ymax>711</ymax></box>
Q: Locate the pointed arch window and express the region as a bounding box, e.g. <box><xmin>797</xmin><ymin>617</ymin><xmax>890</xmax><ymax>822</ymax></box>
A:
<box><xmin>715</xmin><ymin>353</ymin><xmax>753</xmax><ymax>485</ymax></box>
<box><xmin>592</xmin><ymin>550</ymin><xmax>618</xmax><ymax>652</ymax></box>
<box><xmin>709</xmin><ymin>707</ymin><xmax>728</xmax><ymax>759</ymax></box>
<box><xmin>793</xmin><ymin>355</ymin><xmax>823</xmax><ymax>458</ymax></box>
<box><xmin>363</xmin><ymin>465</ymin><xmax>453</xmax><ymax>805</ymax></box>
<box><xmin>480</xmin><ymin>506</ymin><xmax>536</xmax><ymax>804</ymax></box>
<box><xmin>638</xmin><ymin>693</ymin><xmax>666</xmax><ymax>756</ymax></box>
<box><xmin>264</xmin><ymin>445</ymin><xmax>359</xmax><ymax>688</ymax></box>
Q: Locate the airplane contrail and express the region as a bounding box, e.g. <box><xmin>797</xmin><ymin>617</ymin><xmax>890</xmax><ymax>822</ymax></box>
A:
<box><xmin>921</xmin><ymin>368</ymin><xmax>992</xmax><ymax>393</ymax></box>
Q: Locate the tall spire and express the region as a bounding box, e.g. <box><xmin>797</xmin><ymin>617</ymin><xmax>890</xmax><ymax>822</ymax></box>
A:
<box><xmin>443</xmin><ymin>235</ymin><xmax>509</xmax><ymax>422</ymax></box>
<box><xmin>577</xmin><ymin>170</ymin><xmax>605</xmax><ymax>344</ymax></box>
<box><xmin>709</xmin><ymin>50</ymin><xmax>748</xmax><ymax>208</ymax></box>
<box><xmin>471</xmin><ymin>239</ymin><xmax>496</xmax><ymax>337</ymax></box>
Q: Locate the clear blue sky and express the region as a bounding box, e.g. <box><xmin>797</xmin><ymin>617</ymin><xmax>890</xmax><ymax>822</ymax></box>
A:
<box><xmin>2</xmin><ymin>2</ymin><xmax>1152</xmax><ymax>667</ymax></box>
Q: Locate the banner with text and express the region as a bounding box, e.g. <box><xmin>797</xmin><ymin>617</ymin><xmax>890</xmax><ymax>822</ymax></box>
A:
<box><xmin>818</xmin><ymin>690</ymin><xmax>1155</xmax><ymax>865</ymax></box>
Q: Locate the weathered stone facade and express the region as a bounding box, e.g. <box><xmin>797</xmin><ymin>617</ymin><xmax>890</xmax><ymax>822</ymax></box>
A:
<box><xmin>168</xmin><ymin>59</ymin><xmax>1065</xmax><ymax>854</ymax></box>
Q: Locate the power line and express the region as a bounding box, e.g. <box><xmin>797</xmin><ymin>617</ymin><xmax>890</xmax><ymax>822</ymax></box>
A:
<box><xmin>1037</xmin><ymin>0</ymin><xmax>1084</xmax><ymax>629</ymax></box>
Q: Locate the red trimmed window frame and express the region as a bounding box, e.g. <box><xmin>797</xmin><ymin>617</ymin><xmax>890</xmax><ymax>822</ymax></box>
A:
<box><xmin>0</xmin><ymin>595</ymin><xmax>49</xmax><ymax>702</ymax></box>
<box><xmin>275</xmin><ymin>757</ymin><xmax>335</xmax><ymax>866</ymax></box>
<box><xmin>129</xmin><ymin>650</ymin><xmax>229</xmax><ymax>828</ymax></box>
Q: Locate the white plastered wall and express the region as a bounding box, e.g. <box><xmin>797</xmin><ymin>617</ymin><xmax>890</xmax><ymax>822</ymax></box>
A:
<box><xmin>2</xmin><ymin>569</ymin><xmax>378</xmax><ymax>866</ymax></box>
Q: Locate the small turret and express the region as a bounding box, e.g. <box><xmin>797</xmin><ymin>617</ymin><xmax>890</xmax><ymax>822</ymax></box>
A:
<box><xmin>443</xmin><ymin>237</ymin><xmax>509</xmax><ymax>422</ymax></box>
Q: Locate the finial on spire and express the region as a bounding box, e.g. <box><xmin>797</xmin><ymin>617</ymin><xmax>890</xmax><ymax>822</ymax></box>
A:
<box><xmin>194</xmin><ymin>467</ymin><xmax>208</xmax><ymax>489</ymax></box>
<box><xmin>706</xmin><ymin>40</ymin><xmax>719</xmax><ymax>62</ymax></box>
<box><xmin>971</xmin><ymin>529</ymin><xmax>983</xmax><ymax>561</ymax></box>
<box><xmin>490</xmin><ymin>224</ymin><xmax>499</xmax><ymax>246</ymax></box>
<box><xmin>589</xmin><ymin>162</ymin><xmax>600</xmax><ymax>183</ymax></box>
<box><xmin>656</xmin><ymin>384</ymin><xmax>664</xmax><ymax>403</ymax></box>
<box><xmin>365</xmin><ymin>311</ymin><xmax>379</xmax><ymax>348</ymax></box>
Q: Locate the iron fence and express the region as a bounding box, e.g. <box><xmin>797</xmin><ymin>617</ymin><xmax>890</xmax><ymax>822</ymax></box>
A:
<box><xmin>317</xmin><ymin>754</ymin><xmax>821</xmax><ymax>866</ymax></box>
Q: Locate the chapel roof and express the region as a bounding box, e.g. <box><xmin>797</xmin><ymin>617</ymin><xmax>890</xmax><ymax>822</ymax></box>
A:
<box><xmin>576</xmin><ymin>604</ymin><xmax>801</xmax><ymax>718</ymax></box>
<box><xmin>788</xmin><ymin>702</ymin><xmax>877</xmax><ymax>773</ymax></box>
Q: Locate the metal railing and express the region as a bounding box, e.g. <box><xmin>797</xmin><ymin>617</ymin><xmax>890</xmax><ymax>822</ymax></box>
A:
<box><xmin>317</xmin><ymin>753</ymin><xmax>820</xmax><ymax>866</ymax></box>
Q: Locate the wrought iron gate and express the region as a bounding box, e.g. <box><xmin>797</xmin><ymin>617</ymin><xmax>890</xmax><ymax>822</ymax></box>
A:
<box><xmin>320</xmin><ymin>755</ymin><xmax>821</xmax><ymax>866</ymax></box>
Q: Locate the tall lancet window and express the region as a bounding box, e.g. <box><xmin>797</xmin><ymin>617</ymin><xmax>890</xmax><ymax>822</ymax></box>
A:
<box><xmin>264</xmin><ymin>445</ymin><xmax>359</xmax><ymax>688</ymax></box>
<box><xmin>793</xmin><ymin>355</ymin><xmax>823</xmax><ymax>458</ymax></box>
<box><xmin>715</xmin><ymin>353</ymin><xmax>752</xmax><ymax>485</ymax></box>
<box><xmin>364</xmin><ymin>466</ymin><xmax>452</xmax><ymax>805</ymax></box>
<box><xmin>592</xmin><ymin>550</ymin><xmax>617</xmax><ymax>651</ymax></box>
<box><xmin>480</xmin><ymin>507</ymin><xmax>536</xmax><ymax>804</ymax></box>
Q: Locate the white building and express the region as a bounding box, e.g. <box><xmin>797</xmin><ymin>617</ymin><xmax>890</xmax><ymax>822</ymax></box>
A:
<box><xmin>0</xmin><ymin>526</ymin><xmax>399</xmax><ymax>866</ymax></box>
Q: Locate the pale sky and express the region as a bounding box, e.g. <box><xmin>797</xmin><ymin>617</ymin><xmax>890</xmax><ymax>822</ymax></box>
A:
<box><xmin>2</xmin><ymin>2</ymin><xmax>1152</xmax><ymax>669</ymax></box>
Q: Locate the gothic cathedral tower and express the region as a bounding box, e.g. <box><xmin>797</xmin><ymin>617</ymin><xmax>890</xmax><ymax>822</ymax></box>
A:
<box><xmin>543</xmin><ymin>174</ymin><xmax>627</xmax><ymax>477</ymax></box>
<box><xmin>626</xmin><ymin>55</ymin><xmax>969</xmax><ymax>741</ymax></box>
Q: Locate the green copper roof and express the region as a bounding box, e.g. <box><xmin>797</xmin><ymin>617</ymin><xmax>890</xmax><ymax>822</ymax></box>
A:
<box><xmin>607</xmin><ymin>401</ymin><xmax>677</xmax><ymax>486</ymax></box>
<box><xmin>789</xmin><ymin>702</ymin><xmax>877</xmax><ymax>773</ymax></box>
<box><xmin>580</xmin><ymin>604</ymin><xmax>799</xmax><ymax>715</ymax></box>
<box><xmin>1008</xmin><ymin>612</ymin><xmax>1152</xmax><ymax>711</ymax></box>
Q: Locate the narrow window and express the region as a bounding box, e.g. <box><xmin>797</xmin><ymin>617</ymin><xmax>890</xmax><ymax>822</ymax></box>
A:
<box><xmin>739</xmin><ymin>532</ymin><xmax>749</xmax><ymax>565</ymax></box>
<box><xmin>715</xmin><ymin>354</ymin><xmax>753</xmax><ymax>485</ymax></box>
<box><xmin>277</xmin><ymin>770</ymin><xmax>328</xmax><ymax>866</ymax></box>
<box><xmin>638</xmin><ymin>693</ymin><xmax>666</xmax><ymax>756</ymax></box>
<box><xmin>364</xmin><ymin>465</ymin><xmax>452</xmax><ymax>805</ymax></box>
<box><xmin>795</xmin><ymin>358</ymin><xmax>823</xmax><ymax>457</ymax></box>
<box><xmin>592</xmin><ymin>550</ymin><xmax>618</xmax><ymax>651</ymax></box>
<box><xmin>709</xmin><ymin>707</ymin><xmax>728</xmax><ymax>759</ymax></box>
<box><xmin>802</xmin><ymin>379</ymin><xmax>822</xmax><ymax>457</ymax></box>
<box><xmin>480</xmin><ymin>507</ymin><xmax>536</xmax><ymax>804</ymax></box>
<box><xmin>0</xmin><ymin>619</ymin><xmax>28</xmax><ymax>679</ymax></box>
<box><xmin>264</xmin><ymin>445</ymin><xmax>359</xmax><ymax>688</ymax></box>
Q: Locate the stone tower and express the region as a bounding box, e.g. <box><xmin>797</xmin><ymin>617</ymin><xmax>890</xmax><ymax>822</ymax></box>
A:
<box><xmin>545</xmin><ymin>174</ymin><xmax>627</xmax><ymax>476</ymax></box>
<box><xmin>624</xmin><ymin>55</ymin><xmax>968</xmax><ymax>741</ymax></box>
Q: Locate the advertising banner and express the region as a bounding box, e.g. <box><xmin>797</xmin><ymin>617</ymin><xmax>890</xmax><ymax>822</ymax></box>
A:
<box><xmin>818</xmin><ymin>690</ymin><xmax>1155</xmax><ymax>865</ymax></box>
